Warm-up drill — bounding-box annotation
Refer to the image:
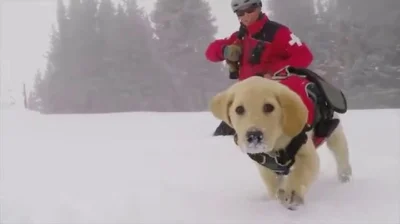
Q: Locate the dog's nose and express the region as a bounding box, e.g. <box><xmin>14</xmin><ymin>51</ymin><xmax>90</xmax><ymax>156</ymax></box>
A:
<box><xmin>246</xmin><ymin>130</ymin><xmax>263</xmax><ymax>144</ymax></box>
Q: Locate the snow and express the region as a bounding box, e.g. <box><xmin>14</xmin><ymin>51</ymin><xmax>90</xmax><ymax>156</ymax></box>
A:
<box><xmin>1</xmin><ymin>109</ymin><xmax>399</xmax><ymax>224</ymax></box>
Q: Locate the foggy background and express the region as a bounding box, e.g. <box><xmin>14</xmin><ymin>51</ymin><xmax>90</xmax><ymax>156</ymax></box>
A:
<box><xmin>3</xmin><ymin>0</ymin><xmax>400</xmax><ymax>113</ymax></box>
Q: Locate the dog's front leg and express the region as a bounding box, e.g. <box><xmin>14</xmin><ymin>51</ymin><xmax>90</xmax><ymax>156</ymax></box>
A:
<box><xmin>255</xmin><ymin>162</ymin><xmax>282</xmax><ymax>200</ymax></box>
<box><xmin>278</xmin><ymin>142</ymin><xmax>320</xmax><ymax>210</ymax></box>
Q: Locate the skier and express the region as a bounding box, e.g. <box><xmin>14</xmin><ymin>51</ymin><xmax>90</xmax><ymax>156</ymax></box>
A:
<box><xmin>206</xmin><ymin>0</ymin><xmax>347</xmax><ymax>141</ymax></box>
<box><xmin>205</xmin><ymin>0</ymin><xmax>314</xmax><ymax>136</ymax></box>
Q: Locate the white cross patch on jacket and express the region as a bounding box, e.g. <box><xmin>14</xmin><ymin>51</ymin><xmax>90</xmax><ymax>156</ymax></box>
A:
<box><xmin>289</xmin><ymin>33</ymin><xmax>302</xmax><ymax>46</ymax></box>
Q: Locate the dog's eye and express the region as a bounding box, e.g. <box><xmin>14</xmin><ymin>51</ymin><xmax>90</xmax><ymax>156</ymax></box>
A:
<box><xmin>235</xmin><ymin>105</ymin><xmax>245</xmax><ymax>115</ymax></box>
<box><xmin>263</xmin><ymin>103</ymin><xmax>274</xmax><ymax>113</ymax></box>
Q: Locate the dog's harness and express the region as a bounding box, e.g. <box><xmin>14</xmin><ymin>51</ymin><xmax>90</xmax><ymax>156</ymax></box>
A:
<box><xmin>236</xmin><ymin>67</ymin><xmax>343</xmax><ymax>175</ymax></box>
<box><xmin>235</xmin><ymin>125</ymin><xmax>311</xmax><ymax>175</ymax></box>
<box><xmin>230</xmin><ymin>66</ymin><xmax>348</xmax><ymax>176</ymax></box>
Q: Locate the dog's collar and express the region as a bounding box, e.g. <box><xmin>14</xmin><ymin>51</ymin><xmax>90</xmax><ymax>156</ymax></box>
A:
<box><xmin>245</xmin><ymin>125</ymin><xmax>311</xmax><ymax>175</ymax></box>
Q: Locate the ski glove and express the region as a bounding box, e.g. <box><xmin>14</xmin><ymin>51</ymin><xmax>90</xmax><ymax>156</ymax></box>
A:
<box><xmin>223</xmin><ymin>44</ymin><xmax>242</xmax><ymax>62</ymax></box>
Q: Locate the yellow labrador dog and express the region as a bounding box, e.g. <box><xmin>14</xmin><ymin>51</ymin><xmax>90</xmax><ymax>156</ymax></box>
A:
<box><xmin>209</xmin><ymin>76</ymin><xmax>352</xmax><ymax>210</ymax></box>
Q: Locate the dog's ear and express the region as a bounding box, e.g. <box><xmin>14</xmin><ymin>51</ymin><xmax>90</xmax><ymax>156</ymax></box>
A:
<box><xmin>209</xmin><ymin>89</ymin><xmax>234</xmax><ymax>127</ymax></box>
<box><xmin>276</xmin><ymin>87</ymin><xmax>308</xmax><ymax>137</ymax></box>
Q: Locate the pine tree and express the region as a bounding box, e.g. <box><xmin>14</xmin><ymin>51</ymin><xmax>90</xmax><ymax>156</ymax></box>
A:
<box><xmin>41</xmin><ymin>0</ymin><xmax>100</xmax><ymax>113</ymax></box>
<box><xmin>151</xmin><ymin>0</ymin><xmax>228</xmax><ymax>111</ymax></box>
<box><xmin>28</xmin><ymin>70</ymin><xmax>44</xmax><ymax>111</ymax></box>
<box><xmin>118</xmin><ymin>0</ymin><xmax>173</xmax><ymax>111</ymax></box>
<box><xmin>112</xmin><ymin>0</ymin><xmax>143</xmax><ymax>112</ymax></box>
<box><xmin>88</xmin><ymin>0</ymin><xmax>167</xmax><ymax>112</ymax></box>
<box><xmin>97</xmin><ymin>0</ymin><xmax>116</xmax><ymax>64</ymax></box>
<box><xmin>90</xmin><ymin>0</ymin><xmax>122</xmax><ymax>112</ymax></box>
<box><xmin>40</xmin><ymin>0</ymin><xmax>67</xmax><ymax>113</ymax></box>
<box><xmin>332</xmin><ymin>0</ymin><xmax>400</xmax><ymax>108</ymax></box>
<box><xmin>77</xmin><ymin>0</ymin><xmax>102</xmax><ymax>113</ymax></box>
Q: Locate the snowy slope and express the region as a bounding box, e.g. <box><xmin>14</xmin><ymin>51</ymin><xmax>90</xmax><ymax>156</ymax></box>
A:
<box><xmin>1</xmin><ymin>109</ymin><xmax>399</xmax><ymax>224</ymax></box>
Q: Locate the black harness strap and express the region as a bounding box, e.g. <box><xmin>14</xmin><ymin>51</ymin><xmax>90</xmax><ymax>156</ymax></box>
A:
<box><xmin>246</xmin><ymin>125</ymin><xmax>311</xmax><ymax>175</ymax></box>
<box><xmin>252</xmin><ymin>20</ymin><xmax>281</xmax><ymax>42</ymax></box>
<box><xmin>249</xmin><ymin>20</ymin><xmax>281</xmax><ymax>64</ymax></box>
<box><xmin>249</xmin><ymin>41</ymin><xmax>265</xmax><ymax>65</ymax></box>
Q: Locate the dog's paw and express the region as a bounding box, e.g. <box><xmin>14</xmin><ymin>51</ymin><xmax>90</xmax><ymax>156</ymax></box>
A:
<box><xmin>338</xmin><ymin>165</ymin><xmax>352</xmax><ymax>183</ymax></box>
<box><xmin>277</xmin><ymin>188</ymin><xmax>304</xmax><ymax>210</ymax></box>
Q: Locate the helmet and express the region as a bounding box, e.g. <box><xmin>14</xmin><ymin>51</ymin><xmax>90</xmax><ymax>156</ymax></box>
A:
<box><xmin>231</xmin><ymin>0</ymin><xmax>262</xmax><ymax>13</ymax></box>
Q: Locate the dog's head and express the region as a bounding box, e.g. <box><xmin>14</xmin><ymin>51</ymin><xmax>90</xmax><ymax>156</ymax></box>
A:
<box><xmin>210</xmin><ymin>76</ymin><xmax>308</xmax><ymax>154</ymax></box>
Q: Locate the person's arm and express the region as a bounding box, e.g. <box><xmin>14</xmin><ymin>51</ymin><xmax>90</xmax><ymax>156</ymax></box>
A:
<box><xmin>267</xmin><ymin>26</ymin><xmax>313</xmax><ymax>74</ymax></box>
<box><xmin>205</xmin><ymin>32</ymin><xmax>238</xmax><ymax>62</ymax></box>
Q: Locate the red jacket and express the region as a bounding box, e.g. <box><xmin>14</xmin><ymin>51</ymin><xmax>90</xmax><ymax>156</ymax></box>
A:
<box><xmin>205</xmin><ymin>13</ymin><xmax>313</xmax><ymax>80</ymax></box>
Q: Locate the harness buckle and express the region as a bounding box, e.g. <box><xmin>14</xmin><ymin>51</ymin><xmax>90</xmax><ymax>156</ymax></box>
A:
<box><xmin>271</xmin><ymin>66</ymin><xmax>308</xmax><ymax>80</ymax></box>
<box><xmin>267</xmin><ymin>150</ymin><xmax>293</xmax><ymax>167</ymax></box>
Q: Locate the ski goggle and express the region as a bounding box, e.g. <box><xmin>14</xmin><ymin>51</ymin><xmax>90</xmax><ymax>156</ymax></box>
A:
<box><xmin>235</xmin><ymin>4</ymin><xmax>258</xmax><ymax>17</ymax></box>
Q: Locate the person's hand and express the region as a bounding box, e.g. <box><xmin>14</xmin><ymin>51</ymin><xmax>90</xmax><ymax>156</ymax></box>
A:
<box><xmin>223</xmin><ymin>44</ymin><xmax>242</xmax><ymax>62</ymax></box>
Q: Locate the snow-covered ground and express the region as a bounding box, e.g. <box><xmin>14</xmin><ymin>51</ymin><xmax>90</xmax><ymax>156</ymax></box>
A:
<box><xmin>1</xmin><ymin>108</ymin><xmax>399</xmax><ymax>224</ymax></box>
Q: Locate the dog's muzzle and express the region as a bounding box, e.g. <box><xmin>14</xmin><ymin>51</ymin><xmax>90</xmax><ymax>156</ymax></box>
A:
<box><xmin>246</xmin><ymin>129</ymin><xmax>264</xmax><ymax>145</ymax></box>
<box><xmin>240</xmin><ymin>128</ymin><xmax>269</xmax><ymax>154</ymax></box>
